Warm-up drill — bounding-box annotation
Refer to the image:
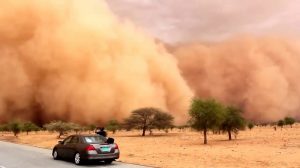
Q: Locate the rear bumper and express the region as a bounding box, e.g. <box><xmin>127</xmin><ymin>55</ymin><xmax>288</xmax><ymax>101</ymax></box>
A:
<box><xmin>84</xmin><ymin>152</ymin><xmax>120</xmax><ymax>160</ymax></box>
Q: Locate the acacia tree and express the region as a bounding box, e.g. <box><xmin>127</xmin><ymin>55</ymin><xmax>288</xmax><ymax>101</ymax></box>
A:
<box><xmin>189</xmin><ymin>98</ymin><xmax>225</xmax><ymax>144</ymax></box>
<box><xmin>152</xmin><ymin>111</ymin><xmax>174</xmax><ymax>133</ymax></box>
<box><xmin>106</xmin><ymin>120</ymin><xmax>121</xmax><ymax>134</ymax></box>
<box><xmin>44</xmin><ymin>121</ymin><xmax>73</xmax><ymax>138</ymax></box>
<box><xmin>23</xmin><ymin>122</ymin><xmax>40</xmax><ymax>135</ymax></box>
<box><xmin>123</xmin><ymin>107</ymin><xmax>174</xmax><ymax>136</ymax></box>
<box><xmin>220</xmin><ymin>106</ymin><xmax>246</xmax><ymax>140</ymax></box>
<box><xmin>123</xmin><ymin>108</ymin><xmax>156</xmax><ymax>136</ymax></box>
<box><xmin>70</xmin><ymin>123</ymin><xmax>83</xmax><ymax>134</ymax></box>
<box><xmin>284</xmin><ymin>117</ymin><xmax>296</xmax><ymax>128</ymax></box>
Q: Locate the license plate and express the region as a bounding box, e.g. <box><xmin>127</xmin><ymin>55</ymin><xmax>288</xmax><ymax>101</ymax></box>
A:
<box><xmin>100</xmin><ymin>147</ymin><xmax>111</xmax><ymax>152</ymax></box>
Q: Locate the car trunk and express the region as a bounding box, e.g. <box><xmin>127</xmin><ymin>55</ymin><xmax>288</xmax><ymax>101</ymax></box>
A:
<box><xmin>91</xmin><ymin>144</ymin><xmax>115</xmax><ymax>154</ymax></box>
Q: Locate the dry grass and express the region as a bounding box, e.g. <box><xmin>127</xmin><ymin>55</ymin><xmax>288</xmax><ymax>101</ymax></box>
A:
<box><xmin>1</xmin><ymin>124</ymin><xmax>300</xmax><ymax>168</ymax></box>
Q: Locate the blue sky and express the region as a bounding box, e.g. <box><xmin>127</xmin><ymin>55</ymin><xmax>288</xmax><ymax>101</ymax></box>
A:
<box><xmin>107</xmin><ymin>0</ymin><xmax>300</xmax><ymax>43</ymax></box>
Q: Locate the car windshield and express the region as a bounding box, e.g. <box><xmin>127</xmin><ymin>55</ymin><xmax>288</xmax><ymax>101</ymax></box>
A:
<box><xmin>83</xmin><ymin>136</ymin><xmax>106</xmax><ymax>144</ymax></box>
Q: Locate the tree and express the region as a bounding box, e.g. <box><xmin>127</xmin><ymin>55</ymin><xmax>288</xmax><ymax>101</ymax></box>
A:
<box><xmin>189</xmin><ymin>99</ymin><xmax>225</xmax><ymax>144</ymax></box>
<box><xmin>22</xmin><ymin>122</ymin><xmax>40</xmax><ymax>135</ymax></box>
<box><xmin>106</xmin><ymin>120</ymin><xmax>121</xmax><ymax>134</ymax></box>
<box><xmin>0</xmin><ymin>124</ymin><xmax>9</xmax><ymax>132</ymax></box>
<box><xmin>70</xmin><ymin>123</ymin><xmax>83</xmax><ymax>134</ymax></box>
<box><xmin>86</xmin><ymin>124</ymin><xmax>96</xmax><ymax>134</ymax></box>
<box><xmin>177</xmin><ymin>125</ymin><xmax>188</xmax><ymax>132</ymax></box>
<box><xmin>8</xmin><ymin>121</ymin><xmax>22</xmax><ymax>137</ymax></box>
<box><xmin>284</xmin><ymin>117</ymin><xmax>296</xmax><ymax>128</ymax></box>
<box><xmin>248</xmin><ymin>122</ymin><xmax>255</xmax><ymax>130</ymax></box>
<box><xmin>123</xmin><ymin>108</ymin><xmax>156</xmax><ymax>136</ymax></box>
<box><xmin>277</xmin><ymin>120</ymin><xmax>284</xmax><ymax>129</ymax></box>
<box><xmin>152</xmin><ymin>111</ymin><xmax>174</xmax><ymax>133</ymax></box>
<box><xmin>44</xmin><ymin>121</ymin><xmax>73</xmax><ymax>138</ymax></box>
<box><xmin>220</xmin><ymin>106</ymin><xmax>246</xmax><ymax>140</ymax></box>
<box><xmin>123</xmin><ymin>107</ymin><xmax>172</xmax><ymax>136</ymax></box>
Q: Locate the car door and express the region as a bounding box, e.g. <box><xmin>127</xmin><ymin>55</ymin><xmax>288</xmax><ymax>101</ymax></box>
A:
<box><xmin>67</xmin><ymin>136</ymin><xmax>80</xmax><ymax>158</ymax></box>
<box><xmin>59</xmin><ymin>136</ymin><xmax>73</xmax><ymax>159</ymax></box>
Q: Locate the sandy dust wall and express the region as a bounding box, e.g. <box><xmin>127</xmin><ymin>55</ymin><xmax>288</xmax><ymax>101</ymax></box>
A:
<box><xmin>0</xmin><ymin>0</ymin><xmax>192</xmax><ymax>125</ymax></box>
<box><xmin>174</xmin><ymin>36</ymin><xmax>300</xmax><ymax>122</ymax></box>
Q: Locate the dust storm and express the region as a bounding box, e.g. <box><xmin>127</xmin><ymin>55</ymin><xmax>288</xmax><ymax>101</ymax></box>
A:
<box><xmin>174</xmin><ymin>36</ymin><xmax>300</xmax><ymax>122</ymax></box>
<box><xmin>0</xmin><ymin>0</ymin><xmax>192</xmax><ymax>125</ymax></box>
<box><xmin>0</xmin><ymin>1</ymin><xmax>299</xmax><ymax>125</ymax></box>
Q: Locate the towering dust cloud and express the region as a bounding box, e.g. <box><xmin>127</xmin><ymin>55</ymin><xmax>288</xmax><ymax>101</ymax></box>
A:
<box><xmin>0</xmin><ymin>0</ymin><xmax>193</xmax><ymax>125</ymax></box>
<box><xmin>174</xmin><ymin>36</ymin><xmax>300</xmax><ymax>122</ymax></box>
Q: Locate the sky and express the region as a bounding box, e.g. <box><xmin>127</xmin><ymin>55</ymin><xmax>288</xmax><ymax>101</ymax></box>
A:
<box><xmin>107</xmin><ymin>0</ymin><xmax>300</xmax><ymax>43</ymax></box>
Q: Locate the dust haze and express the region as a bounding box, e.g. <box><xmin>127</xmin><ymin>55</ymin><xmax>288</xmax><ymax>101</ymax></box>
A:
<box><xmin>0</xmin><ymin>1</ymin><xmax>299</xmax><ymax>125</ymax></box>
<box><xmin>0</xmin><ymin>0</ymin><xmax>192</xmax><ymax>125</ymax></box>
<box><xmin>173</xmin><ymin>36</ymin><xmax>300</xmax><ymax>122</ymax></box>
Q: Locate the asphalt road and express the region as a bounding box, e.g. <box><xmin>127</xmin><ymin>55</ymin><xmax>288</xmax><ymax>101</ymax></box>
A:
<box><xmin>0</xmin><ymin>141</ymin><xmax>149</xmax><ymax>168</ymax></box>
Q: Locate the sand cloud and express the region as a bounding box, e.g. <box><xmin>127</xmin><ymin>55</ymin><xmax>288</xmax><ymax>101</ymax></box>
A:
<box><xmin>0</xmin><ymin>0</ymin><xmax>192</xmax><ymax>125</ymax></box>
<box><xmin>174</xmin><ymin>36</ymin><xmax>300</xmax><ymax>122</ymax></box>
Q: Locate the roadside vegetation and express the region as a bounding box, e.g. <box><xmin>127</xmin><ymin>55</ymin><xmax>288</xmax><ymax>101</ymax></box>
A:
<box><xmin>0</xmin><ymin>121</ymin><xmax>41</xmax><ymax>137</ymax></box>
<box><xmin>0</xmin><ymin>98</ymin><xmax>298</xmax><ymax>143</ymax></box>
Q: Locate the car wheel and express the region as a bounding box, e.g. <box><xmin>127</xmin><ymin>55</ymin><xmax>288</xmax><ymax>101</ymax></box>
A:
<box><xmin>52</xmin><ymin>149</ymin><xmax>60</xmax><ymax>160</ymax></box>
<box><xmin>74</xmin><ymin>152</ymin><xmax>82</xmax><ymax>165</ymax></box>
<box><xmin>104</xmin><ymin>159</ymin><xmax>113</xmax><ymax>164</ymax></box>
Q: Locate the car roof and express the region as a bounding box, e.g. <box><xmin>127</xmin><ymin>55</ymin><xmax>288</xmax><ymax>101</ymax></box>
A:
<box><xmin>71</xmin><ymin>134</ymin><xmax>105</xmax><ymax>138</ymax></box>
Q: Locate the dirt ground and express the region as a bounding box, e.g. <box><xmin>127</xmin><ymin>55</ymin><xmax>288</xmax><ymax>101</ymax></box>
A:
<box><xmin>1</xmin><ymin>124</ymin><xmax>300</xmax><ymax>168</ymax></box>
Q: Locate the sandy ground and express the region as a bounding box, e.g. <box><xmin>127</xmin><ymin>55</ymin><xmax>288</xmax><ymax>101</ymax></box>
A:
<box><xmin>0</xmin><ymin>124</ymin><xmax>300</xmax><ymax>168</ymax></box>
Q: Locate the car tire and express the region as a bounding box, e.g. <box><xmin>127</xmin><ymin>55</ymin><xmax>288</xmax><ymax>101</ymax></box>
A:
<box><xmin>52</xmin><ymin>149</ymin><xmax>60</xmax><ymax>160</ymax></box>
<box><xmin>74</xmin><ymin>152</ymin><xmax>83</xmax><ymax>165</ymax></box>
<box><xmin>104</xmin><ymin>159</ymin><xmax>113</xmax><ymax>164</ymax></box>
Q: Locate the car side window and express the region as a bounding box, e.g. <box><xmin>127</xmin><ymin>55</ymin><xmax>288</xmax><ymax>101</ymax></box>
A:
<box><xmin>63</xmin><ymin>136</ymin><xmax>73</xmax><ymax>145</ymax></box>
<box><xmin>70</xmin><ymin>136</ymin><xmax>79</xmax><ymax>144</ymax></box>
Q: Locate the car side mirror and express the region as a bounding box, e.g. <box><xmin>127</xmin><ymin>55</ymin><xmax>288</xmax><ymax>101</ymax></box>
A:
<box><xmin>58</xmin><ymin>140</ymin><xmax>63</xmax><ymax>144</ymax></box>
<box><xmin>106</xmin><ymin>138</ymin><xmax>114</xmax><ymax>144</ymax></box>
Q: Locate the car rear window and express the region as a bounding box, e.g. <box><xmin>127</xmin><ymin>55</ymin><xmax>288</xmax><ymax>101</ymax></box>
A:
<box><xmin>83</xmin><ymin>136</ymin><xmax>106</xmax><ymax>144</ymax></box>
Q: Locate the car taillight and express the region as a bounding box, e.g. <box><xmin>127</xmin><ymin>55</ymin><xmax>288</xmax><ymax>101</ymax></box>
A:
<box><xmin>86</xmin><ymin>145</ymin><xmax>96</xmax><ymax>151</ymax></box>
<box><xmin>114</xmin><ymin>143</ymin><xmax>119</xmax><ymax>149</ymax></box>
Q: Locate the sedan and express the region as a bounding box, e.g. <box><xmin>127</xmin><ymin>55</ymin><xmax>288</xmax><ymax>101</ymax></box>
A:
<box><xmin>52</xmin><ymin>135</ymin><xmax>120</xmax><ymax>165</ymax></box>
